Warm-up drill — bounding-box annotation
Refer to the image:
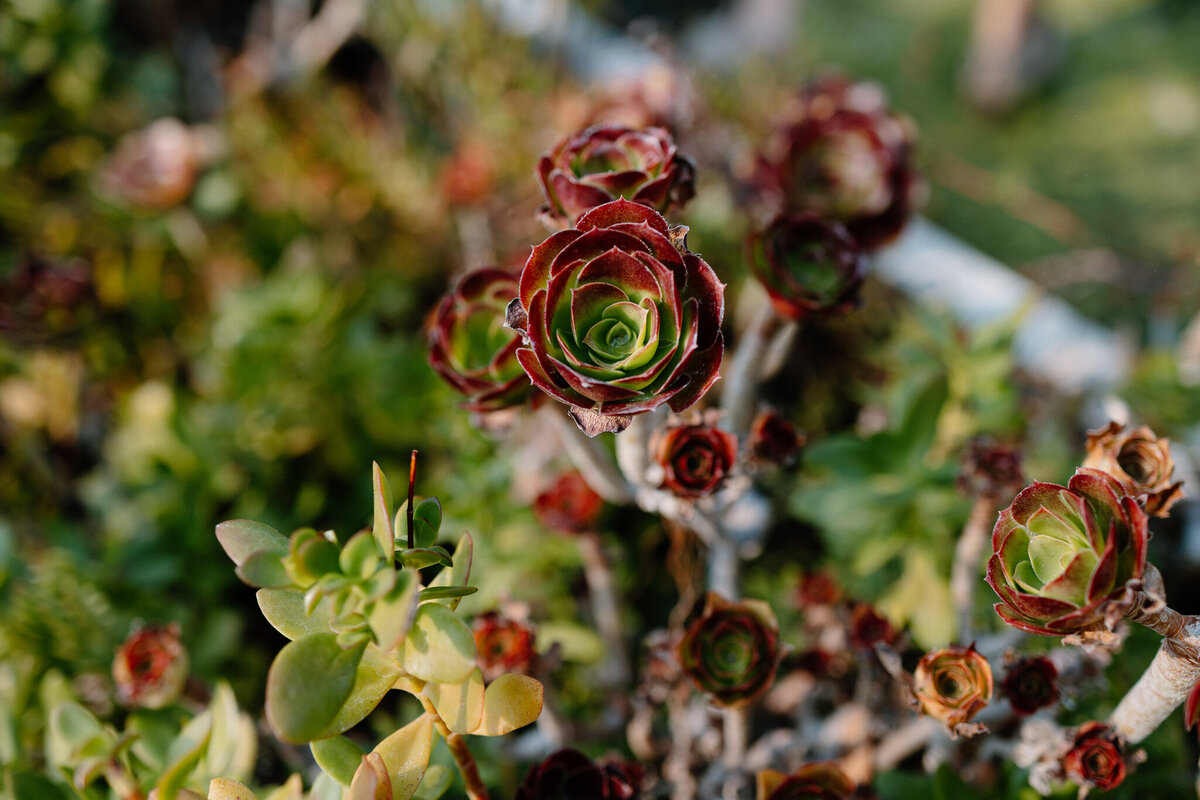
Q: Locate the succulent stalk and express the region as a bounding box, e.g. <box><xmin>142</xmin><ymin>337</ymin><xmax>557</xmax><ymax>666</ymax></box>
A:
<box><xmin>720</xmin><ymin>298</ymin><xmax>789</xmax><ymax>439</ymax></box>
<box><xmin>417</xmin><ymin>694</ymin><xmax>490</xmax><ymax>800</ymax></box>
<box><xmin>951</xmin><ymin>494</ymin><xmax>1001</xmax><ymax>643</ymax></box>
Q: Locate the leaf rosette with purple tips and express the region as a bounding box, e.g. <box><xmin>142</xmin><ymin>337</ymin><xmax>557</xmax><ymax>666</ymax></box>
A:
<box><xmin>678</xmin><ymin>592</ymin><xmax>781</xmax><ymax>708</ymax></box>
<box><xmin>986</xmin><ymin>468</ymin><xmax>1149</xmax><ymax>635</ymax></box>
<box><xmin>507</xmin><ymin>199</ymin><xmax>724</xmax><ymax>436</ymax></box>
<box><xmin>537</xmin><ymin>123</ymin><xmax>696</xmax><ymax>229</ymax></box>
<box><xmin>747</xmin><ymin>212</ymin><xmax>866</xmax><ymax>320</ymax></box>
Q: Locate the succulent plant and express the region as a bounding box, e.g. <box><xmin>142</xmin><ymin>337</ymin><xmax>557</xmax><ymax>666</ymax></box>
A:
<box><xmin>911</xmin><ymin>645</ymin><xmax>993</xmax><ymax>727</ymax></box>
<box><xmin>848</xmin><ymin>602</ymin><xmax>894</xmax><ymax>649</ymax></box>
<box><xmin>746</xmin><ymin>213</ymin><xmax>866</xmax><ymax>320</ymax></box>
<box><xmin>112</xmin><ymin>623</ymin><xmax>188</xmax><ymax>709</ymax></box>
<box><xmin>506</xmin><ymin>199</ymin><xmax>724</xmax><ymax>436</ymax></box>
<box><xmin>755</xmin><ymin>762</ymin><xmax>855</xmax><ymax>800</ymax></box>
<box><xmin>1001</xmin><ymin>655</ymin><xmax>1059</xmax><ymax>717</ymax></box>
<box><xmin>677</xmin><ymin>592</ymin><xmax>781</xmax><ymax>708</ymax></box>
<box><xmin>748</xmin><ymin>408</ymin><xmax>805</xmax><ymax>466</ymax></box>
<box><xmin>533</xmin><ymin>471</ymin><xmax>605</xmax><ymax>535</ymax></box>
<box><xmin>1083</xmin><ymin>421</ymin><xmax>1184</xmax><ymax>518</ymax></box>
<box><xmin>427</xmin><ymin>267</ymin><xmax>533</xmax><ymax>414</ymax></box>
<box><xmin>755</xmin><ymin>77</ymin><xmax>918</xmax><ymax>249</ymax></box>
<box><xmin>958</xmin><ymin>437</ymin><xmax>1026</xmax><ymax>499</ymax></box>
<box><xmin>515</xmin><ymin>748</ymin><xmax>642</xmax><ymax>800</ymax></box>
<box><xmin>98</xmin><ymin>118</ymin><xmax>202</xmax><ymax>210</ymax></box>
<box><xmin>655</xmin><ymin>421</ymin><xmax>738</xmax><ymax>499</ymax></box>
<box><xmin>1062</xmin><ymin>722</ymin><xmax>1127</xmax><ymax>792</ymax></box>
<box><xmin>536</xmin><ymin>123</ymin><xmax>696</xmax><ymax>229</ymax></box>
<box><xmin>986</xmin><ymin>468</ymin><xmax>1149</xmax><ymax>635</ymax></box>
<box><xmin>473</xmin><ymin>611</ymin><xmax>536</xmax><ymax>682</ymax></box>
<box><xmin>794</xmin><ymin>570</ymin><xmax>841</xmax><ymax>609</ymax></box>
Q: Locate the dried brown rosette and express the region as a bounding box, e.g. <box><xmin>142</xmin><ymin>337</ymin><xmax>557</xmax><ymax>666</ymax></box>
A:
<box><xmin>1001</xmin><ymin>655</ymin><xmax>1059</xmax><ymax>717</ymax></box>
<box><xmin>515</xmin><ymin>748</ymin><xmax>642</xmax><ymax>800</ymax></box>
<box><xmin>533</xmin><ymin>471</ymin><xmax>605</xmax><ymax>535</ymax></box>
<box><xmin>756</xmin><ymin>762</ymin><xmax>855</xmax><ymax>800</ymax></box>
<box><xmin>655</xmin><ymin>421</ymin><xmax>738</xmax><ymax>499</ymax></box>
<box><xmin>112</xmin><ymin>623</ymin><xmax>189</xmax><ymax>709</ymax></box>
<box><xmin>506</xmin><ymin>199</ymin><xmax>724</xmax><ymax>436</ymax></box>
<box><xmin>1062</xmin><ymin>722</ymin><xmax>1127</xmax><ymax>792</ymax></box>
<box><xmin>747</xmin><ymin>213</ymin><xmax>866</xmax><ymax>320</ymax></box>
<box><xmin>1083</xmin><ymin>421</ymin><xmax>1184</xmax><ymax>518</ymax></box>
<box><xmin>537</xmin><ymin>123</ymin><xmax>696</xmax><ymax>229</ymax></box>
<box><xmin>678</xmin><ymin>592</ymin><xmax>782</xmax><ymax>708</ymax></box>
<box><xmin>912</xmin><ymin>645</ymin><xmax>993</xmax><ymax>728</ymax></box>
<box><xmin>755</xmin><ymin>77</ymin><xmax>918</xmax><ymax>249</ymax></box>
<box><xmin>473</xmin><ymin>611</ymin><xmax>536</xmax><ymax>682</ymax></box>
<box><xmin>428</xmin><ymin>267</ymin><xmax>532</xmax><ymax>414</ymax></box>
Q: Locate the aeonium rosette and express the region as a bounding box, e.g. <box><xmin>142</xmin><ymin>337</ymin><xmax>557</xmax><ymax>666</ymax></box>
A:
<box><xmin>747</xmin><ymin>213</ymin><xmax>866</xmax><ymax>320</ymax></box>
<box><xmin>911</xmin><ymin>645</ymin><xmax>993</xmax><ymax>728</ymax></box>
<box><xmin>1062</xmin><ymin>722</ymin><xmax>1128</xmax><ymax>792</ymax></box>
<box><xmin>677</xmin><ymin>592</ymin><xmax>781</xmax><ymax>707</ymax></box>
<box><xmin>506</xmin><ymin>199</ymin><xmax>724</xmax><ymax>436</ymax></box>
<box><xmin>986</xmin><ymin>468</ymin><xmax>1149</xmax><ymax>636</ymax></box>
<box><xmin>537</xmin><ymin>123</ymin><xmax>696</xmax><ymax>229</ymax></box>
<box><xmin>756</xmin><ymin>762</ymin><xmax>855</xmax><ymax>800</ymax></box>
<box><xmin>655</xmin><ymin>421</ymin><xmax>738</xmax><ymax>498</ymax></box>
<box><xmin>1083</xmin><ymin>421</ymin><xmax>1184</xmax><ymax>518</ymax></box>
<box><xmin>1001</xmin><ymin>655</ymin><xmax>1060</xmax><ymax>717</ymax></box>
<box><xmin>427</xmin><ymin>267</ymin><xmax>532</xmax><ymax>414</ymax></box>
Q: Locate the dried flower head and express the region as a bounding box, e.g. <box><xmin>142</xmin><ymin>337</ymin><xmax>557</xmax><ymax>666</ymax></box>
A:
<box><xmin>756</xmin><ymin>762</ymin><xmax>855</xmax><ymax>800</ymax></box>
<box><xmin>112</xmin><ymin>623</ymin><xmax>188</xmax><ymax>709</ymax></box>
<box><xmin>747</xmin><ymin>213</ymin><xmax>866</xmax><ymax>320</ymax></box>
<box><xmin>1001</xmin><ymin>655</ymin><xmax>1059</xmax><ymax>717</ymax></box>
<box><xmin>533</xmin><ymin>472</ymin><xmax>605</xmax><ymax>535</ymax></box>
<box><xmin>1062</xmin><ymin>722</ymin><xmax>1127</xmax><ymax>792</ymax></box>
<box><xmin>655</xmin><ymin>422</ymin><xmax>739</xmax><ymax>499</ymax></box>
<box><xmin>678</xmin><ymin>592</ymin><xmax>781</xmax><ymax>708</ymax></box>
<box><xmin>912</xmin><ymin>645</ymin><xmax>993</xmax><ymax>728</ymax></box>
<box><xmin>473</xmin><ymin>611</ymin><xmax>536</xmax><ymax>682</ymax></box>
<box><xmin>515</xmin><ymin>748</ymin><xmax>641</xmax><ymax>800</ymax></box>
<box><xmin>986</xmin><ymin>468</ymin><xmax>1149</xmax><ymax>636</ymax></box>
<box><xmin>1083</xmin><ymin>421</ymin><xmax>1184</xmax><ymax>518</ymax></box>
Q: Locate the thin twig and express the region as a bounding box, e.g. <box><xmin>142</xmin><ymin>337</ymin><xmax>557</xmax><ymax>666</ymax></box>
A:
<box><xmin>579</xmin><ymin>532</ymin><xmax>632</xmax><ymax>688</ymax></box>
<box><xmin>720</xmin><ymin>298</ymin><xmax>787</xmax><ymax>439</ymax></box>
<box><xmin>951</xmin><ymin>494</ymin><xmax>1000</xmax><ymax>643</ymax></box>
<box><xmin>545</xmin><ymin>406</ymin><xmax>636</xmax><ymax>504</ymax></box>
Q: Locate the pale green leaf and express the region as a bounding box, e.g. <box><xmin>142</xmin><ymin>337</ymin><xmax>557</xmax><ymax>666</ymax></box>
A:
<box><xmin>423</xmin><ymin>669</ymin><xmax>484</xmax><ymax>735</ymax></box>
<box><xmin>400</xmin><ymin>604</ymin><xmax>476</xmax><ymax>685</ymax></box>
<box><xmin>266</xmin><ymin>634</ymin><xmax>364</xmax><ymax>743</ymax></box>
<box><xmin>471</xmin><ymin>674</ymin><xmax>543</xmax><ymax>736</ymax></box>
<box><xmin>311</xmin><ymin>736</ymin><xmax>366</xmax><ymax>787</ymax></box>
<box><xmin>373</xmin><ymin>462</ymin><xmax>395</xmax><ymax>563</ymax></box>
<box><xmin>316</xmin><ymin>643</ymin><xmax>402</xmax><ymax>739</ymax></box>
<box><xmin>257</xmin><ymin>588</ymin><xmax>336</xmax><ymax>641</ymax></box>
<box><xmin>216</xmin><ymin>520</ymin><xmax>289</xmax><ymax>567</ymax></box>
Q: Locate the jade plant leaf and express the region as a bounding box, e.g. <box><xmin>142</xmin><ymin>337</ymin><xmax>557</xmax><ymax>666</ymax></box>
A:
<box><xmin>216</xmin><ymin>520</ymin><xmax>289</xmax><ymax>567</ymax></box>
<box><xmin>412</xmin><ymin>765</ymin><xmax>452</xmax><ymax>800</ymax></box>
<box><xmin>368</xmin><ymin>713</ymin><xmax>435</xmax><ymax>800</ymax></box>
<box><xmin>257</xmin><ymin>588</ymin><xmax>336</xmax><ymax>641</ymax></box>
<box><xmin>399</xmin><ymin>604</ymin><xmax>477</xmax><ymax>685</ymax></box>
<box><xmin>316</xmin><ymin>643</ymin><xmax>402</xmax><ymax>739</ymax></box>
<box><xmin>368</xmin><ymin>570</ymin><xmax>419</xmax><ymax>652</ymax></box>
<box><xmin>266</xmin><ymin>633</ymin><xmax>365</xmax><ymax>743</ymax></box>
<box><xmin>155</xmin><ymin>707</ymin><xmax>213</xmax><ymax>800</ymax></box>
<box><xmin>202</xmin><ymin>681</ymin><xmax>244</xmax><ymax>779</ymax></box>
<box><xmin>423</xmin><ymin>668</ymin><xmax>485</xmax><ymax>735</ymax></box>
<box><xmin>397</xmin><ymin>547</ymin><xmax>452</xmax><ymax>570</ymax></box>
<box><xmin>418</xmin><ymin>586</ymin><xmax>477</xmax><ymax>602</ymax></box>
<box><xmin>311</xmin><ymin>735</ymin><xmax>366</xmax><ymax>787</ymax></box>
<box><xmin>472</xmin><ymin>674</ymin><xmax>544</xmax><ymax>736</ymax></box>
<box><xmin>373</xmin><ymin>462</ymin><xmax>395</xmax><ymax>561</ymax></box>
<box><xmin>236</xmin><ymin>549</ymin><xmax>292</xmax><ymax>588</ymax></box>
<box><xmin>209</xmin><ymin>778</ymin><xmax>260</xmax><ymax>800</ymax></box>
<box><xmin>426</xmin><ymin>532</ymin><xmax>474</xmax><ymax>611</ymax></box>
<box><xmin>341</xmin><ymin>531</ymin><xmax>382</xmax><ymax>579</ymax></box>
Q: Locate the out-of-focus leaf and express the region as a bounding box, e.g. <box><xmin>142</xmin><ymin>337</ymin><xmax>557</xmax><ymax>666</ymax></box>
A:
<box><xmin>266</xmin><ymin>634</ymin><xmax>364</xmax><ymax>743</ymax></box>
<box><xmin>216</xmin><ymin>520</ymin><xmax>289</xmax><ymax>567</ymax></box>
<box><xmin>373</xmin><ymin>462</ymin><xmax>395</xmax><ymax>562</ymax></box>
<box><xmin>208</xmin><ymin>777</ymin><xmax>260</xmax><ymax>800</ymax></box>
<box><xmin>155</xmin><ymin>708</ymin><xmax>213</xmax><ymax>800</ymax></box>
<box><xmin>203</xmin><ymin>681</ymin><xmax>245</xmax><ymax>779</ymax></box>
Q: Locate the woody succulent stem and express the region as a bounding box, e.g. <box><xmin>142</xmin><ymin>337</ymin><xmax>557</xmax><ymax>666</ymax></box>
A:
<box><xmin>720</xmin><ymin>299</ymin><xmax>788</xmax><ymax>439</ymax></box>
<box><xmin>546</xmin><ymin>407</ymin><xmax>635</xmax><ymax>504</ymax></box>
<box><xmin>952</xmin><ymin>494</ymin><xmax>1001</xmax><ymax>643</ymax></box>
<box><xmin>579</xmin><ymin>531</ymin><xmax>632</xmax><ymax>689</ymax></box>
<box><xmin>418</xmin><ymin>696</ymin><xmax>490</xmax><ymax>800</ymax></box>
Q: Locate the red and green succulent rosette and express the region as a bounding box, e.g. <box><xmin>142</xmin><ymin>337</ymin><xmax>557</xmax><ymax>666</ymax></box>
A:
<box><xmin>1062</xmin><ymin>722</ymin><xmax>1127</xmax><ymax>792</ymax></box>
<box><xmin>507</xmin><ymin>199</ymin><xmax>724</xmax><ymax>436</ymax></box>
<box><xmin>427</xmin><ymin>267</ymin><xmax>532</xmax><ymax>413</ymax></box>
<box><xmin>515</xmin><ymin>748</ymin><xmax>641</xmax><ymax>800</ymax></box>
<box><xmin>655</xmin><ymin>421</ymin><xmax>738</xmax><ymax>498</ymax></box>
<box><xmin>1083</xmin><ymin>421</ymin><xmax>1184</xmax><ymax>518</ymax></box>
<box><xmin>113</xmin><ymin>623</ymin><xmax>189</xmax><ymax>709</ymax></box>
<box><xmin>1001</xmin><ymin>655</ymin><xmax>1060</xmax><ymax>717</ymax></box>
<box><xmin>678</xmin><ymin>592</ymin><xmax>781</xmax><ymax>708</ymax></box>
<box><xmin>986</xmin><ymin>468</ymin><xmax>1149</xmax><ymax>636</ymax></box>
<box><xmin>912</xmin><ymin>645</ymin><xmax>993</xmax><ymax>727</ymax></box>
<box><xmin>756</xmin><ymin>762</ymin><xmax>855</xmax><ymax>800</ymax></box>
<box><xmin>537</xmin><ymin>123</ymin><xmax>696</xmax><ymax>229</ymax></box>
<box><xmin>747</xmin><ymin>213</ymin><xmax>866</xmax><ymax>320</ymax></box>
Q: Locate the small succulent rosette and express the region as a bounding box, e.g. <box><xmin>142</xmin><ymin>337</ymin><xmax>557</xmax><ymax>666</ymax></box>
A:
<box><xmin>958</xmin><ymin>437</ymin><xmax>1026</xmax><ymax>499</ymax></box>
<box><xmin>473</xmin><ymin>610</ymin><xmax>536</xmax><ymax>682</ymax></box>
<box><xmin>427</xmin><ymin>267</ymin><xmax>533</xmax><ymax>415</ymax></box>
<box><xmin>677</xmin><ymin>592</ymin><xmax>782</xmax><ymax>708</ymax></box>
<box><xmin>515</xmin><ymin>748</ymin><xmax>642</xmax><ymax>800</ymax></box>
<box><xmin>848</xmin><ymin>602</ymin><xmax>894</xmax><ymax>650</ymax></box>
<box><xmin>756</xmin><ymin>762</ymin><xmax>855</xmax><ymax>800</ymax></box>
<box><xmin>747</xmin><ymin>213</ymin><xmax>866</xmax><ymax>320</ymax></box>
<box><xmin>1083</xmin><ymin>421</ymin><xmax>1184</xmax><ymax>518</ymax></box>
<box><xmin>755</xmin><ymin>77</ymin><xmax>918</xmax><ymax>249</ymax></box>
<box><xmin>533</xmin><ymin>471</ymin><xmax>605</xmax><ymax>535</ymax></box>
<box><xmin>1001</xmin><ymin>655</ymin><xmax>1060</xmax><ymax>717</ymax></box>
<box><xmin>1061</xmin><ymin>722</ymin><xmax>1128</xmax><ymax>792</ymax></box>
<box><xmin>536</xmin><ymin>123</ymin><xmax>696</xmax><ymax>229</ymax></box>
<box><xmin>112</xmin><ymin>623</ymin><xmax>189</xmax><ymax>709</ymax></box>
<box><xmin>986</xmin><ymin>468</ymin><xmax>1149</xmax><ymax>636</ymax></box>
<box><xmin>506</xmin><ymin>199</ymin><xmax>724</xmax><ymax>436</ymax></box>
<box><xmin>749</xmin><ymin>408</ymin><xmax>806</xmax><ymax>466</ymax></box>
<box><xmin>911</xmin><ymin>645</ymin><xmax>993</xmax><ymax>733</ymax></box>
<box><xmin>654</xmin><ymin>420</ymin><xmax>739</xmax><ymax>499</ymax></box>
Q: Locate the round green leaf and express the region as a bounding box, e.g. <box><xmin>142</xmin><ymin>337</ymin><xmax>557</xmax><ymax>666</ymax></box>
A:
<box><xmin>266</xmin><ymin>633</ymin><xmax>365</xmax><ymax>743</ymax></box>
<box><xmin>400</xmin><ymin>604</ymin><xmax>476</xmax><ymax>685</ymax></box>
<box><xmin>257</xmin><ymin>588</ymin><xmax>336</xmax><ymax>641</ymax></box>
<box><xmin>312</xmin><ymin>736</ymin><xmax>366</xmax><ymax>787</ymax></box>
<box><xmin>236</xmin><ymin>549</ymin><xmax>291</xmax><ymax>588</ymax></box>
<box><xmin>216</xmin><ymin>519</ymin><xmax>289</xmax><ymax>567</ymax></box>
<box><xmin>316</xmin><ymin>644</ymin><xmax>402</xmax><ymax>739</ymax></box>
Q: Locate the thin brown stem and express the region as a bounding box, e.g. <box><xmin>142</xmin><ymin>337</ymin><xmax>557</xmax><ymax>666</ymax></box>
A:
<box><xmin>407</xmin><ymin>449</ymin><xmax>417</xmax><ymax>550</ymax></box>
<box><xmin>951</xmin><ymin>494</ymin><xmax>999</xmax><ymax>643</ymax></box>
<box><xmin>417</xmin><ymin>694</ymin><xmax>490</xmax><ymax>800</ymax></box>
<box><xmin>579</xmin><ymin>532</ymin><xmax>632</xmax><ymax>689</ymax></box>
<box><xmin>545</xmin><ymin>407</ymin><xmax>635</xmax><ymax>505</ymax></box>
<box><xmin>720</xmin><ymin>299</ymin><xmax>786</xmax><ymax>439</ymax></box>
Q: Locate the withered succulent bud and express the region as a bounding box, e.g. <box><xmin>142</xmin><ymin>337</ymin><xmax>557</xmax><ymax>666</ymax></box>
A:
<box><xmin>537</xmin><ymin>124</ymin><xmax>696</xmax><ymax>229</ymax></box>
<box><xmin>1001</xmin><ymin>655</ymin><xmax>1059</xmax><ymax>716</ymax></box>
<box><xmin>428</xmin><ymin>267</ymin><xmax>532</xmax><ymax>414</ymax></box>
<box><xmin>113</xmin><ymin>623</ymin><xmax>188</xmax><ymax>709</ymax></box>
<box><xmin>749</xmin><ymin>409</ymin><xmax>806</xmax><ymax>466</ymax></box>
<box><xmin>986</xmin><ymin>468</ymin><xmax>1148</xmax><ymax>636</ymax></box>
<box><xmin>99</xmin><ymin>118</ymin><xmax>200</xmax><ymax>210</ymax></box>
<box><xmin>756</xmin><ymin>762</ymin><xmax>855</xmax><ymax>800</ymax></box>
<box><xmin>678</xmin><ymin>592</ymin><xmax>781</xmax><ymax>708</ymax></box>
<box><xmin>747</xmin><ymin>213</ymin><xmax>866</xmax><ymax>320</ymax></box>
<box><xmin>912</xmin><ymin>645</ymin><xmax>993</xmax><ymax>727</ymax></box>
<box><xmin>1062</xmin><ymin>722</ymin><xmax>1127</xmax><ymax>792</ymax></box>
<box><xmin>795</xmin><ymin>570</ymin><xmax>841</xmax><ymax>609</ymax></box>
<box><xmin>1083</xmin><ymin>421</ymin><xmax>1184</xmax><ymax>518</ymax></box>
<box><xmin>507</xmin><ymin>200</ymin><xmax>724</xmax><ymax>436</ymax></box>
<box><xmin>473</xmin><ymin>611</ymin><xmax>536</xmax><ymax>682</ymax></box>
<box><xmin>848</xmin><ymin>602</ymin><xmax>894</xmax><ymax>649</ymax></box>
<box><xmin>655</xmin><ymin>422</ymin><xmax>738</xmax><ymax>499</ymax></box>
<box><xmin>515</xmin><ymin>748</ymin><xmax>641</xmax><ymax>800</ymax></box>
<box><xmin>756</xmin><ymin>77</ymin><xmax>918</xmax><ymax>249</ymax></box>
<box><xmin>533</xmin><ymin>472</ymin><xmax>605</xmax><ymax>535</ymax></box>
<box><xmin>958</xmin><ymin>437</ymin><xmax>1025</xmax><ymax>499</ymax></box>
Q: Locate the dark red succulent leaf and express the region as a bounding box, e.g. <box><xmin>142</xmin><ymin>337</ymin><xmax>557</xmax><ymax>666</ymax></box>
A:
<box><xmin>516</xmin><ymin>748</ymin><xmax>641</xmax><ymax>800</ymax></box>
<box><xmin>508</xmin><ymin>199</ymin><xmax>724</xmax><ymax>436</ymax></box>
<box><xmin>795</xmin><ymin>570</ymin><xmax>841</xmax><ymax>609</ymax></box>
<box><xmin>848</xmin><ymin>603</ymin><xmax>894</xmax><ymax>649</ymax></box>
<box><xmin>1000</xmin><ymin>656</ymin><xmax>1059</xmax><ymax>716</ymax></box>
<box><xmin>656</xmin><ymin>422</ymin><xmax>738</xmax><ymax>499</ymax></box>
<box><xmin>760</xmin><ymin>762</ymin><xmax>856</xmax><ymax>800</ymax></box>
<box><xmin>472</xmin><ymin>611</ymin><xmax>536</xmax><ymax>682</ymax></box>
<box><xmin>1187</xmin><ymin>680</ymin><xmax>1200</xmax><ymax>739</ymax></box>
<box><xmin>536</xmin><ymin>123</ymin><xmax>696</xmax><ymax>229</ymax></box>
<box><xmin>1062</xmin><ymin>722</ymin><xmax>1127</xmax><ymax>792</ymax></box>
<box><xmin>958</xmin><ymin>437</ymin><xmax>1025</xmax><ymax>500</ymax></box>
<box><xmin>749</xmin><ymin>409</ymin><xmax>806</xmax><ymax>466</ymax></box>
<box><xmin>677</xmin><ymin>592</ymin><xmax>781</xmax><ymax>708</ymax></box>
<box><xmin>113</xmin><ymin>623</ymin><xmax>189</xmax><ymax>709</ymax></box>
<box><xmin>0</xmin><ymin>254</ymin><xmax>94</xmax><ymax>344</ymax></box>
<box><xmin>747</xmin><ymin>213</ymin><xmax>866</xmax><ymax>320</ymax></box>
<box><xmin>533</xmin><ymin>472</ymin><xmax>605</xmax><ymax>535</ymax></box>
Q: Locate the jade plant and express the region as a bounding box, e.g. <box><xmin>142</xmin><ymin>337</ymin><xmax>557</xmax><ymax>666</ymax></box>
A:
<box><xmin>215</xmin><ymin>458</ymin><xmax>543</xmax><ymax>800</ymax></box>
